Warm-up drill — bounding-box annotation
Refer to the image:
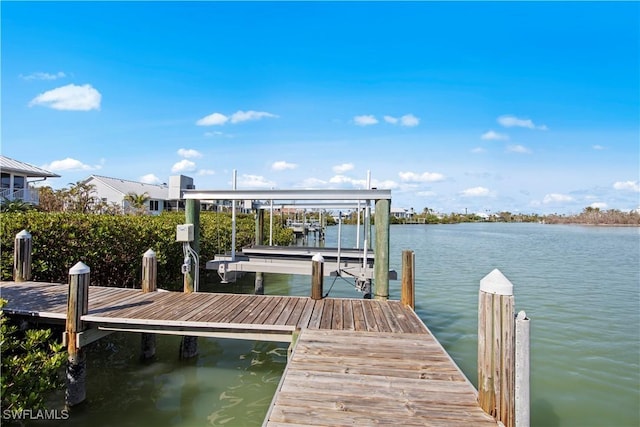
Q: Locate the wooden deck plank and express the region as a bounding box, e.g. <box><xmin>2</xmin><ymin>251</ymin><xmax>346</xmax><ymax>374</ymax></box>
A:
<box><xmin>318</xmin><ymin>298</ymin><xmax>334</xmax><ymax>330</ymax></box>
<box><xmin>360</xmin><ymin>299</ymin><xmax>379</xmax><ymax>332</ymax></box>
<box><xmin>341</xmin><ymin>299</ymin><xmax>355</xmax><ymax>331</ymax></box>
<box><xmin>291</xmin><ymin>298</ymin><xmax>316</xmax><ymax>329</ymax></box>
<box><xmin>306</xmin><ymin>299</ymin><xmax>324</xmax><ymax>329</ymax></box>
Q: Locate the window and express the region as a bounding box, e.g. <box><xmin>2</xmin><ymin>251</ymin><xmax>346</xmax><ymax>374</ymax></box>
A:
<box><xmin>13</xmin><ymin>176</ymin><xmax>25</xmax><ymax>189</ymax></box>
<box><xmin>1</xmin><ymin>173</ymin><xmax>10</xmax><ymax>189</ymax></box>
<box><xmin>149</xmin><ymin>200</ymin><xmax>159</xmax><ymax>211</ymax></box>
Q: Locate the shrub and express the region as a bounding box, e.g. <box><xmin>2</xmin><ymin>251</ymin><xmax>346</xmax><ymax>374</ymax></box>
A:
<box><xmin>0</xmin><ymin>211</ymin><xmax>294</xmax><ymax>290</ymax></box>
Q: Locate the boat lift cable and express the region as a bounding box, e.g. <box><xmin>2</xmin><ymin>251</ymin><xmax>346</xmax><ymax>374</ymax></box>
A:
<box><xmin>182</xmin><ymin>242</ymin><xmax>200</xmax><ymax>292</ymax></box>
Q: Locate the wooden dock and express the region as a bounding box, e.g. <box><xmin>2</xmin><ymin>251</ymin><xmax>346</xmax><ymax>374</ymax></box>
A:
<box><xmin>0</xmin><ymin>281</ymin><xmax>497</xmax><ymax>426</ymax></box>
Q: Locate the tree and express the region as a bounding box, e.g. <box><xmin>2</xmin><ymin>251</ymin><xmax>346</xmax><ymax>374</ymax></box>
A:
<box><xmin>124</xmin><ymin>192</ymin><xmax>150</xmax><ymax>215</ymax></box>
<box><xmin>66</xmin><ymin>181</ymin><xmax>97</xmax><ymax>213</ymax></box>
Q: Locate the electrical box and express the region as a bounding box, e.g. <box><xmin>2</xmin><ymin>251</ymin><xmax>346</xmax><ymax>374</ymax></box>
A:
<box><xmin>176</xmin><ymin>224</ymin><xmax>194</xmax><ymax>242</ymax></box>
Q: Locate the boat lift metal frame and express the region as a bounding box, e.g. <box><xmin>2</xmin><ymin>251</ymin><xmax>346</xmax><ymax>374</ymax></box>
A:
<box><xmin>182</xmin><ymin>187</ymin><xmax>394</xmax><ymax>294</ymax></box>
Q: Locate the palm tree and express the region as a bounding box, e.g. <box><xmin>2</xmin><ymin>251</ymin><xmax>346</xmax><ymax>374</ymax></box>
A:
<box><xmin>124</xmin><ymin>192</ymin><xmax>150</xmax><ymax>214</ymax></box>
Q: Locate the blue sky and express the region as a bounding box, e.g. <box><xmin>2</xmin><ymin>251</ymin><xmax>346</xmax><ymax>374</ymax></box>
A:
<box><xmin>2</xmin><ymin>1</ymin><xmax>638</xmax><ymax>214</ymax></box>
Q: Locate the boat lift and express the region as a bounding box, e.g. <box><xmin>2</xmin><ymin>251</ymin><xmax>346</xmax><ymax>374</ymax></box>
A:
<box><xmin>181</xmin><ymin>176</ymin><xmax>396</xmax><ymax>297</ymax></box>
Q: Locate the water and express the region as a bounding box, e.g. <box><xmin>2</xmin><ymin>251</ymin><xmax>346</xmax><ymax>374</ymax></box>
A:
<box><xmin>39</xmin><ymin>223</ymin><xmax>640</xmax><ymax>426</ymax></box>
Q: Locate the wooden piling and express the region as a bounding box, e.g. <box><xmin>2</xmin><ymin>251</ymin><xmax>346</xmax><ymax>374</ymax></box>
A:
<box><xmin>311</xmin><ymin>254</ymin><xmax>324</xmax><ymax>300</ymax></box>
<box><xmin>515</xmin><ymin>310</ymin><xmax>530</xmax><ymax>427</ymax></box>
<box><xmin>255</xmin><ymin>209</ymin><xmax>265</xmax><ymax>295</ymax></box>
<box><xmin>65</xmin><ymin>262</ymin><xmax>90</xmax><ymax>407</ymax></box>
<box><xmin>13</xmin><ymin>230</ymin><xmax>32</xmax><ymax>282</ymax></box>
<box><xmin>141</xmin><ymin>249</ymin><xmax>157</xmax><ymax>360</ymax></box>
<box><xmin>183</xmin><ymin>199</ymin><xmax>200</xmax><ymax>293</ymax></box>
<box><xmin>181</xmin><ymin>200</ymin><xmax>199</xmax><ymax>358</ymax></box>
<box><xmin>373</xmin><ymin>198</ymin><xmax>390</xmax><ymax>300</ymax></box>
<box><xmin>478</xmin><ymin>268</ymin><xmax>515</xmax><ymax>427</ymax></box>
<box><xmin>141</xmin><ymin>249</ymin><xmax>157</xmax><ymax>293</ymax></box>
<box><xmin>401</xmin><ymin>250</ymin><xmax>415</xmax><ymax>309</ymax></box>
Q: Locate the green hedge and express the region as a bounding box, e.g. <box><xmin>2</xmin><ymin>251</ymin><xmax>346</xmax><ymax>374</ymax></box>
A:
<box><xmin>0</xmin><ymin>212</ymin><xmax>293</xmax><ymax>290</ymax></box>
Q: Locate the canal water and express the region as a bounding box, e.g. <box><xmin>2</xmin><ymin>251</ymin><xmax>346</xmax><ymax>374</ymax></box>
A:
<box><xmin>40</xmin><ymin>223</ymin><xmax>639</xmax><ymax>427</ymax></box>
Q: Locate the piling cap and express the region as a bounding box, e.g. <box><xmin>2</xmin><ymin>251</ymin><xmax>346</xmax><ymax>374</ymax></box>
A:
<box><xmin>143</xmin><ymin>248</ymin><xmax>156</xmax><ymax>257</ymax></box>
<box><xmin>312</xmin><ymin>253</ymin><xmax>324</xmax><ymax>263</ymax></box>
<box><xmin>16</xmin><ymin>229</ymin><xmax>31</xmax><ymax>239</ymax></box>
<box><xmin>480</xmin><ymin>268</ymin><xmax>513</xmax><ymax>296</ymax></box>
<box><xmin>69</xmin><ymin>261</ymin><xmax>90</xmax><ymax>275</ymax></box>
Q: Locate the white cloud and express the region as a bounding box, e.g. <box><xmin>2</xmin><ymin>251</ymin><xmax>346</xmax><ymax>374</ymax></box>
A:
<box><xmin>329</xmin><ymin>175</ymin><xmax>353</xmax><ymax>184</ymax></box>
<box><xmin>204</xmin><ymin>131</ymin><xmax>225</xmax><ymax>137</ymax></box>
<box><xmin>230</xmin><ymin>110</ymin><xmax>278</xmax><ymax>123</ymax></box>
<box><xmin>139</xmin><ymin>174</ymin><xmax>161</xmax><ymax>184</ymax></box>
<box><xmin>171</xmin><ymin>159</ymin><xmax>196</xmax><ymax>173</ymax></box>
<box><xmin>42</xmin><ymin>157</ymin><xmax>97</xmax><ymax>171</ymax></box>
<box><xmin>196</xmin><ymin>112</ymin><xmax>229</xmax><ymax>126</ymax></box>
<box><xmin>481</xmin><ymin>130</ymin><xmax>509</xmax><ymax>141</ymax></box>
<box><xmin>177</xmin><ymin>148</ymin><xmax>202</xmax><ymax>159</ymax></box>
<box><xmin>543</xmin><ymin>193</ymin><xmax>574</xmax><ymax>204</ymax></box>
<box><xmin>400</xmin><ymin>114</ymin><xmax>420</xmax><ymax>127</ymax></box>
<box><xmin>297</xmin><ymin>177</ymin><xmax>328</xmax><ymax>188</ymax></box>
<box><xmin>196</xmin><ymin>110</ymin><xmax>277</xmax><ymax>126</ymax></box>
<box><xmin>328</xmin><ymin>174</ymin><xmax>397</xmax><ymax>189</ymax></box>
<box><xmin>353</xmin><ymin>115</ymin><xmax>378</xmax><ymax>126</ymax></box>
<box><xmin>20</xmin><ymin>71</ymin><xmax>66</xmax><ymax>81</ymax></box>
<box><xmin>497</xmin><ymin>115</ymin><xmax>547</xmax><ymax>130</ymax></box>
<box><xmin>460</xmin><ymin>186</ymin><xmax>490</xmax><ymax>197</ymax></box>
<box><xmin>383</xmin><ymin>115</ymin><xmax>398</xmax><ymax>124</ymax></box>
<box><xmin>333</xmin><ymin>163</ymin><xmax>354</xmax><ymax>174</ymax></box>
<box><xmin>29</xmin><ymin>84</ymin><xmax>101</xmax><ymax>111</ymax></box>
<box><xmin>589</xmin><ymin>202</ymin><xmax>608</xmax><ymax>209</ymax></box>
<box><xmin>238</xmin><ymin>174</ymin><xmax>275</xmax><ymax>188</ymax></box>
<box><xmin>613</xmin><ymin>181</ymin><xmax>640</xmax><ymax>192</ymax></box>
<box><xmin>506</xmin><ymin>144</ymin><xmax>532</xmax><ymax>154</ymax></box>
<box><xmin>271</xmin><ymin>161</ymin><xmax>298</xmax><ymax>171</ymax></box>
<box><xmin>471</xmin><ymin>147</ymin><xmax>486</xmax><ymax>153</ymax></box>
<box><xmin>398</xmin><ymin>171</ymin><xmax>445</xmax><ymax>183</ymax></box>
<box><xmin>198</xmin><ymin>169</ymin><xmax>215</xmax><ymax>176</ymax></box>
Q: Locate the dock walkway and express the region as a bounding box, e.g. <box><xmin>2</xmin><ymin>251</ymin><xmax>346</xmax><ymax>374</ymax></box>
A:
<box><xmin>0</xmin><ymin>281</ymin><xmax>497</xmax><ymax>426</ymax></box>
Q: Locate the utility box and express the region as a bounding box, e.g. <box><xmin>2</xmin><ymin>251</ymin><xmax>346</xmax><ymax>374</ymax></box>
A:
<box><xmin>176</xmin><ymin>224</ymin><xmax>194</xmax><ymax>242</ymax></box>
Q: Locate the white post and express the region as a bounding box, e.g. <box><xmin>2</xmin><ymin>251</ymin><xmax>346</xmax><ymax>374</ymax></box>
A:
<box><xmin>515</xmin><ymin>310</ymin><xmax>530</xmax><ymax>427</ymax></box>
<box><xmin>231</xmin><ymin>169</ymin><xmax>237</xmax><ymax>261</ymax></box>
<box><xmin>13</xmin><ymin>229</ymin><xmax>32</xmax><ymax>282</ymax></box>
<box><xmin>269</xmin><ymin>199</ymin><xmax>274</xmax><ymax>246</ymax></box>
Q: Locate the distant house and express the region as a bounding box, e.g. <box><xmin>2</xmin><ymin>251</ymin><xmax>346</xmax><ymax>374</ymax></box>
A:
<box><xmin>0</xmin><ymin>155</ymin><xmax>60</xmax><ymax>205</ymax></box>
<box><xmin>390</xmin><ymin>207</ymin><xmax>415</xmax><ymax>220</ymax></box>
<box><xmin>82</xmin><ymin>175</ymin><xmax>173</xmax><ymax>214</ymax></box>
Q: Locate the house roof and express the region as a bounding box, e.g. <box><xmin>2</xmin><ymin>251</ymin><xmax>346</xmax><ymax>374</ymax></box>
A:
<box><xmin>84</xmin><ymin>175</ymin><xmax>169</xmax><ymax>200</ymax></box>
<box><xmin>0</xmin><ymin>155</ymin><xmax>60</xmax><ymax>178</ymax></box>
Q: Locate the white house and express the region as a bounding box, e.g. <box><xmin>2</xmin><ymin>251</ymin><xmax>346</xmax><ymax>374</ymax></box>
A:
<box><xmin>82</xmin><ymin>175</ymin><xmax>172</xmax><ymax>214</ymax></box>
<box><xmin>0</xmin><ymin>155</ymin><xmax>60</xmax><ymax>205</ymax></box>
<box><xmin>390</xmin><ymin>207</ymin><xmax>415</xmax><ymax>220</ymax></box>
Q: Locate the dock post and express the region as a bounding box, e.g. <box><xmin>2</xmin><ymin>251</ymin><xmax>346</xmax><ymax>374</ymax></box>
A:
<box><xmin>401</xmin><ymin>249</ymin><xmax>415</xmax><ymax>309</ymax></box>
<box><xmin>373</xmin><ymin>198</ymin><xmax>390</xmax><ymax>300</ymax></box>
<box><xmin>311</xmin><ymin>254</ymin><xmax>324</xmax><ymax>300</ymax></box>
<box><xmin>13</xmin><ymin>229</ymin><xmax>32</xmax><ymax>282</ymax></box>
<box><xmin>65</xmin><ymin>262</ymin><xmax>90</xmax><ymax>408</ymax></box>
<box><xmin>255</xmin><ymin>208</ymin><xmax>265</xmax><ymax>295</ymax></box>
<box><xmin>515</xmin><ymin>310</ymin><xmax>530</xmax><ymax>427</ymax></box>
<box><xmin>478</xmin><ymin>269</ymin><xmax>515</xmax><ymax>427</ymax></box>
<box><xmin>141</xmin><ymin>249</ymin><xmax>157</xmax><ymax>360</ymax></box>
<box><xmin>181</xmin><ymin>200</ymin><xmax>199</xmax><ymax>359</ymax></box>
